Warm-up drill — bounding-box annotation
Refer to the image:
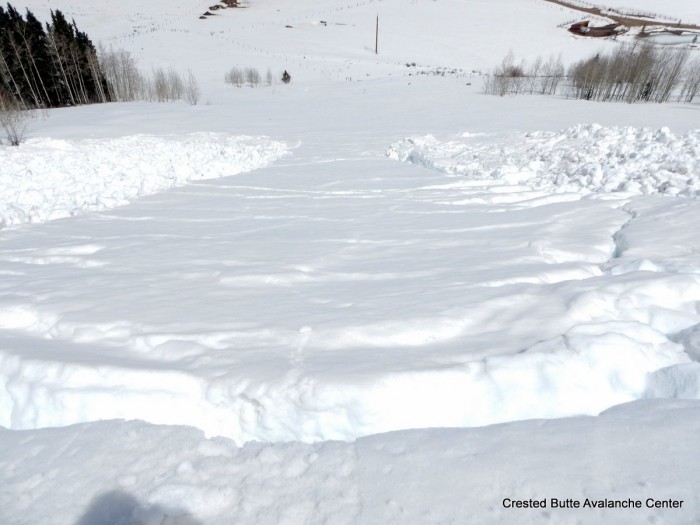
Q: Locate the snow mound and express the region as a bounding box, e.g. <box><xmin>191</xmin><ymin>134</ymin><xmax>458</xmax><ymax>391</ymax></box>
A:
<box><xmin>0</xmin><ymin>292</ymin><xmax>695</xmax><ymax>443</ymax></box>
<box><xmin>387</xmin><ymin>125</ymin><xmax>700</xmax><ymax>197</ymax></box>
<box><xmin>0</xmin><ymin>134</ymin><xmax>288</xmax><ymax>228</ymax></box>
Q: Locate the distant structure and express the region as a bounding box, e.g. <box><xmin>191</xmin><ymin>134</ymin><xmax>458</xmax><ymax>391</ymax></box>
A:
<box><xmin>569</xmin><ymin>21</ymin><xmax>625</xmax><ymax>37</ymax></box>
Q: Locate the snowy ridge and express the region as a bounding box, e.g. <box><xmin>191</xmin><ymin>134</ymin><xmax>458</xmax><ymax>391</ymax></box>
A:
<box><xmin>0</xmin><ymin>133</ymin><xmax>288</xmax><ymax>228</ymax></box>
<box><xmin>0</xmin><ymin>317</ymin><xmax>691</xmax><ymax>443</ymax></box>
<box><xmin>388</xmin><ymin>125</ymin><xmax>700</xmax><ymax>197</ymax></box>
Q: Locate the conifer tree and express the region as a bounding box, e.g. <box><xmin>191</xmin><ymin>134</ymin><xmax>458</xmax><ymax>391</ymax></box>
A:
<box><xmin>0</xmin><ymin>3</ymin><xmax>110</xmax><ymax>108</ymax></box>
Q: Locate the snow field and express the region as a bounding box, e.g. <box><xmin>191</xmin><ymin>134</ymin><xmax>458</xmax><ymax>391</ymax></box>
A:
<box><xmin>1</xmin><ymin>148</ymin><xmax>700</xmax><ymax>442</ymax></box>
<box><xmin>0</xmin><ymin>133</ymin><xmax>288</xmax><ymax>228</ymax></box>
<box><xmin>599</xmin><ymin>0</ymin><xmax>700</xmax><ymax>24</ymax></box>
<box><xmin>2</xmin><ymin>0</ymin><xmax>700</xmax><ymax>520</ymax></box>
<box><xmin>16</xmin><ymin>0</ymin><xmax>623</xmax><ymax>94</ymax></box>
<box><xmin>388</xmin><ymin>124</ymin><xmax>700</xmax><ymax>197</ymax></box>
<box><xmin>1</xmin><ymin>399</ymin><xmax>699</xmax><ymax>525</ymax></box>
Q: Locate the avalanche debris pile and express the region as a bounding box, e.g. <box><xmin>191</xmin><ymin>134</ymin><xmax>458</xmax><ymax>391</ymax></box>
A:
<box><xmin>388</xmin><ymin>125</ymin><xmax>700</xmax><ymax>197</ymax></box>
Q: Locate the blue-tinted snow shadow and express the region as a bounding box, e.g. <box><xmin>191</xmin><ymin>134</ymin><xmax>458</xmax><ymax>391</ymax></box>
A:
<box><xmin>74</xmin><ymin>490</ymin><xmax>202</xmax><ymax>525</ymax></box>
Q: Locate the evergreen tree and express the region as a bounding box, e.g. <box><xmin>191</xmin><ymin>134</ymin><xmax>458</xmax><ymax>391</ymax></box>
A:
<box><xmin>0</xmin><ymin>3</ymin><xmax>109</xmax><ymax>108</ymax></box>
<box><xmin>0</xmin><ymin>4</ymin><xmax>34</xmax><ymax>106</ymax></box>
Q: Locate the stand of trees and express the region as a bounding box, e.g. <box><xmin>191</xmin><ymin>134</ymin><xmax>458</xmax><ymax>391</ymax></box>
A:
<box><xmin>224</xmin><ymin>66</ymin><xmax>282</xmax><ymax>88</ymax></box>
<box><xmin>98</xmin><ymin>47</ymin><xmax>200</xmax><ymax>105</ymax></box>
<box><xmin>0</xmin><ymin>3</ymin><xmax>109</xmax><ymax>109</ymax></box>
<box><xmin>482</xmin><ymin>51</ymin><xmax>565</xmax><ymax>97</ymax></box>
<box><xmin>569</xmin><ymin>44</ymin><xmax>698</xmax><ymax>103</ymax></box>
<box><xmin>484</xmin><ymin>45</ymin><xmax>700</xmax><ymax>104</ymax></box>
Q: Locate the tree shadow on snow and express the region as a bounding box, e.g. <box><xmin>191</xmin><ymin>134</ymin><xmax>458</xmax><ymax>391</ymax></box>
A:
<box><xmin>75</xmin><ymin>490</ymin><xmax>203</xmax><ymax>525</ymax></box>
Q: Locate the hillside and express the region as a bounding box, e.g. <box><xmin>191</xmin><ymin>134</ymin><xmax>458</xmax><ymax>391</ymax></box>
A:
<box><xmin>1</xmin><ymin>0</ymin><xmax>700</xmax><ymax>523</ymax></box>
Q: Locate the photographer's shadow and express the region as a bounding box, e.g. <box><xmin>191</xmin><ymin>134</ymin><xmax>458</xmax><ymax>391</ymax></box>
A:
<box><xmin>75</xmin><ymin>490</ymin><xmax>203</xmax><ymax>525</ymax></box>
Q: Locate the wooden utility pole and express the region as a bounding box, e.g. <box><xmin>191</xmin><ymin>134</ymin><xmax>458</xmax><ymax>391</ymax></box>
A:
<box><xmin>375</xmin><ymin>15</ymin><xmax>379</xmax><ymax>54</ymax></box>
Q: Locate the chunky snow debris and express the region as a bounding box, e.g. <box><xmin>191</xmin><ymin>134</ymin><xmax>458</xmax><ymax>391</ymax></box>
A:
<box><xmin>388</xmin><ymin>125</ymin><xmax>700</xmax><ymax>197</ymax></box>
<box><xmin>0</xmin><ymin>134</ymin><xmax>288</xmax><ymax>228</ymax></box>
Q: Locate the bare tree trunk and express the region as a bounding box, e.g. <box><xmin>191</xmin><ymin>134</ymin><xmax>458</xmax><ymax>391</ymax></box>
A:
<box><xmin>69</xmin><ymin>44</ymin><xmax>88</xmax><ymax>104</ymax></box>
<box><xmin>680</xmin><ymin>58</ymin><xmax>700</xmax><ymax>103</ymax></box>
<box><xmin>86</xmin><ymin>49</ymin><xmax>108</xmax><ymax>103</ymax></box>
<box><xmin>17</xmin><ymin>29</ymin><xmax>51</xmax><ymax>106</ymax></box>
<box><xmin>7</xmin><ymin>35</ymin><xmax>41</xmax><ymax>107</ymax></box>
<box><xmin>185</xmin><ymin>69</ymin><xmax>200</xmax><ymax>105</ymax></box>
<box><xmin>0</xmin><ymin>52</ymin><xmax>26</xmax><ymax>107</ymax></box>
<box><xmin>46</xmin><ymin>30</ymin><xmax>76</xmax><ymax>105</ymax></box>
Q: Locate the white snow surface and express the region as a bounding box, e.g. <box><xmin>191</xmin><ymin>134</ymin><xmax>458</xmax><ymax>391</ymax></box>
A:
<box><xmin>2</xmin><ymin>119</ymin><xmax>700</xmax><ymax>443</ymax></box>
<box><xmin>2</xmin><ymin>0</ymin><xmax>700</xmax><ymax>522</ymax></box>
<box><xmin>0</xmin><ymin>134</ymin><xmax>287</xmax><ymax>227</ymax></box>
<box><xmin>598</xmin><ymin>0</ymin><xmax>700</xmax><ymax>23</ymax></box>
<box><xmin>1</xmin><ymin>399</ymin><xmax>699</xmax><ymax>525</ymax></box>
<box><xmin>15</xmin><ymin>0</ymin><xmax>622</xmax><ymax>85</ymax></box>
<box><xmin>388</xmin><ymin>124</ymin><xmax>700</xmax><ymax>197</ymax></box>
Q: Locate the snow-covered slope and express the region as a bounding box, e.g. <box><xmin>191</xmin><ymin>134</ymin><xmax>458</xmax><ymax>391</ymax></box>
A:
<box><xmin>16</xmin><ymin>0</ymin><xmax>624</xmax><ymax>93</ymax></box>
<box><xmin>2</xmin><ymin>0</ymin><xmax>700</xmax><ymax>523</ymax></box>
<box><xmin>2</xmin><ymin>123</ymin><xmax>700</xmax><ymax>443</ymax></box>
<box><xmin>599</xmin><ymin>0</ymin><xmax>700</xmax><ymax>23</ymax></box>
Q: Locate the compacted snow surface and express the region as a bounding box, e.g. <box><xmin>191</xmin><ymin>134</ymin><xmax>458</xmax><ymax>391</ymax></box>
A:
<box><xmin>2</xmin><ymin>0</ymin><xmax>700</xmax><ymax>523</ymax></box>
